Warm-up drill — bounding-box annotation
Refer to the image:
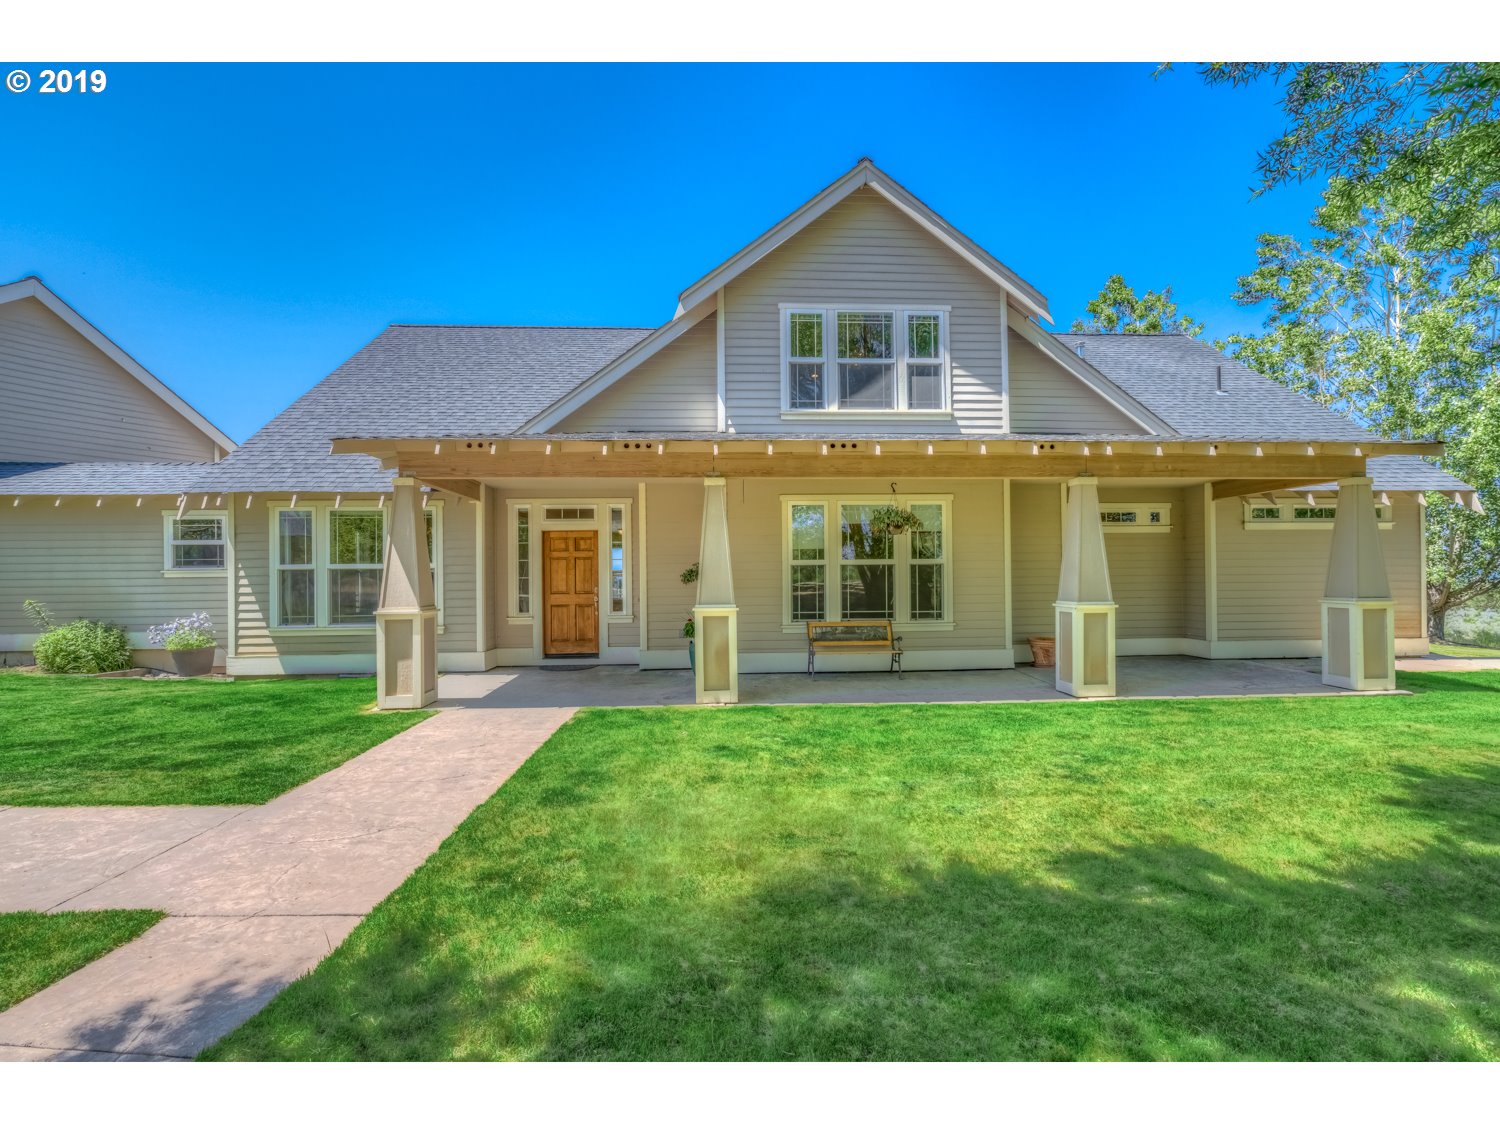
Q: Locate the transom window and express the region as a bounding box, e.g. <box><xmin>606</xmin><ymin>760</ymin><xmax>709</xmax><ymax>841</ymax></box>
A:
<box><xmin>162</xmin><ymin>511</ymin><xmax>227</xmax><ymax>571</ymax></box>
<box><xmin>783</xmin><ymin>496</ymin><xmax>952</xmax><ymax>626</ymax></box>
<box><xmin>782</xmin><ymin>307</ymin><xmax>949</xmax><ymax>413</ymax></box>
<box><xmin>1242</xmin><ymin>500</ymin><xmax>1394</xmax><ymax>529</ymax></box>
<box><xmin>1099</xmin><ymin>503</ymin><xmax>1172</xmax><ymax>533</ymax></box>
<box><xmin>271</xmin><ymin>502</ymin><xmax>441</xmax><ymax>629</ymax></box>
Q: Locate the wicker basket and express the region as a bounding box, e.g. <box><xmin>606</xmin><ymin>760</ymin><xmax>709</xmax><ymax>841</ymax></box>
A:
<box><xmin>1029</xmin><ymin>636</ymin><xmax>1056</xmax><ymax>668</ymax></box>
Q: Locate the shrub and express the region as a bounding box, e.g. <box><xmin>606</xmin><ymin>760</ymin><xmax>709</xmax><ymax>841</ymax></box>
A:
<box><xmin>147</xmin><ymin>612</ymin><xmax>217</xmax><ymax>651</ymax></box>
<box><xmin>32</xmin><ymin>619</ymin><xmax>132</xmax><ymax>674</ymax></box>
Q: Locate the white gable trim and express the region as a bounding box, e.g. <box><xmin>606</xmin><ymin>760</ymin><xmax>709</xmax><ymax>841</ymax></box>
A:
<box><xmin>520</xmin><ymin>299</ymin><xmax>718</xmax><ymax>433</ymax></box>
<box><xmin>0</xmin><ymin>276</ymin><xmax>237</xmax><ymax>454</ymax></box>
<box><xmin>1008</xmin><ymin>312</ymin><xmax>1176</xmax><ymax>436</ymax></box>
<box><xmin>674</xmin><ymin>160</ymin><xmax>1053</xmax><ymax>325</ymax></box>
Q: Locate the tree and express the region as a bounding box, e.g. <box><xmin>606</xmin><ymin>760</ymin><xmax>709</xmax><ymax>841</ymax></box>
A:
<box><xmin>1221</xmin><ymin>199</ymin><xmax>1500</xmax><ymax>635</ymax></box>
<box><xmin>1070</xmin><ymin>275</ymin><xmax>1204</xmax><ymax>336</ymax></box>
<box><xmin>1189</xmin><ymin>62</ymin><xmax>1500</xmax><ymax>254</ymax></box>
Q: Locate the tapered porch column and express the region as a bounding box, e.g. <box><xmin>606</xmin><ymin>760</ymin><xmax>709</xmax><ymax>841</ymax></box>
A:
<box><xmin>375</xmin><ymin>476</ymin><xmax>438</xmax><ymax>709</ymax></box>
<box><xmin>1054</xmin><ymin>476</ymin><xmax>1116</xmax><ymax>698</ymax></box>
<box><xmin>693</xmin><ymin>476</ymin><xmax>738</xmax><ymax>704</ymax></box>
<box><xmin>1321</xmin><ymin>476</ymin><xmax>1395</xmax><ymax>690</ymax></box>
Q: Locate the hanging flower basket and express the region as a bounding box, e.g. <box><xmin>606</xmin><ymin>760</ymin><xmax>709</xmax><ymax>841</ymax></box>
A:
<box><xmin>869</xmin><ymin>505</ymin><xmax>924</xmax><ymax>536</ymax></box>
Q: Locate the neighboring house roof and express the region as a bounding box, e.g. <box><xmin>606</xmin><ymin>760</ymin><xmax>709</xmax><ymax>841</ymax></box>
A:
<box><xmin>1054</xmin><ymin>333</ymin><xmax>1371</xmax><ymax>442</ymax></box>
<box><xmin>0</xmin><ymin>461</ymin><xmax>209</xmax><ymax>495</ymax></box>
<box><xmin>0</xmin><ymin>276</ymin><xmax>238</xmax><ymax>455</ymax></box>
<box><xmin>674</xmin><ymin>159</ymin><xmax>1053</xmax><ymax>324</ymax></box>
<box><xmin>199</xmin><ymin>324</ymin><xmax>653</xmax><ymax>492</ymax></box>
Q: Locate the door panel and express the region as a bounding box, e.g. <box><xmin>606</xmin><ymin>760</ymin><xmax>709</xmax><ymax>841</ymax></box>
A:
<box><xmin>543</xmin><ymin>530</ymin><xmax>598</xmax><ymax>655</ymax></box>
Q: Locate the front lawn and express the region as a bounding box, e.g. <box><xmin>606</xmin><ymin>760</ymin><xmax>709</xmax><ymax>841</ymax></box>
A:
<box><xmin>1431</xmin><ymin>641</ymin><xmax>1500</xmax><ymax>658</ymax></box>
<box><xmin>206</xmin><ymin>670</ymin><xmax>1500</xmax><ymax>1061</ymax></box>
<box><xmin>0</xmin><ymin>675</ymin><xmax>428</xmax><ymax>805</ymax></box>
<box><xmin>0</xmin><ymin>910</ymin><xmax>164</xmax><ymax>1011</ymax></box>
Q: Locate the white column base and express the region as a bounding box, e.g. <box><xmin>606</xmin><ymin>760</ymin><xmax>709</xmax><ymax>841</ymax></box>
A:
<box><xmin>376</xmin><ymin>607</ymin><xmax>439</xmax><ymax>709</ymax></box>
<box><xmin>1054</xmin><ymin>600</ymin><xmax>1116</xmax><ymax>698</ymax></box>
<box><xmin>693</xmin><ymin>605</ymin><xmax>739</xmax><ymax>704</ymax></box>
<box><xmin>1321</xmin><ymin>597</ymin><xmax>1396</xmax><ymax>691</ymax></box>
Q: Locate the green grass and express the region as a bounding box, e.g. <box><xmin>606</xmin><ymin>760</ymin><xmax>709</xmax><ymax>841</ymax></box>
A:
<box><xmin>0</xmin><ymin>911</ymin><xmax>164</xmax><ymax>1011</ymax></box>
<box><xmin>205</xmin><ymin>670</ymin><xmax>1500</xmax><ymax>1062</ymax></box>
<box><xmin>0</xmin><ymin>675</ymin><xmax>428</xmax><ymax>805</ymax></box>
<box><xmin>1431</xmin><ymin>641</ymin><xmax>1500</xmax><ymax>658</ymax></box>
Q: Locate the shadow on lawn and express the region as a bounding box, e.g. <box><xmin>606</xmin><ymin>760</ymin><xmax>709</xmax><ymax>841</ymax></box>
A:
<box><xmin>210</xmin><ymin>761</ymin><xmax>1500</xmax><ymax>1061</ymax></box>
<box><xmin>534</xmin><ymin>762</ymin><xmax>1500</xmax><ymax>1061</ymax></box>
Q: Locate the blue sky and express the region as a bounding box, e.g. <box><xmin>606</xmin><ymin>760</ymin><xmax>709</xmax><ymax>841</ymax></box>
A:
<box><xmin>0</xmin><ymin>63</ymin><xmax>1328</xmax><ymax>442</ymax></box>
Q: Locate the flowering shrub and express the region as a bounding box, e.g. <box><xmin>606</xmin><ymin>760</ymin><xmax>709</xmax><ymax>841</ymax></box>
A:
<box><xmin>148</xmin><ymin>612</ymin><xmax>217</xmax><ymax>651</ymax></box>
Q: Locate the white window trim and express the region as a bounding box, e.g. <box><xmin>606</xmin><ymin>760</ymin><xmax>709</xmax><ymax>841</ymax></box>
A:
<box><xmin>779</xmin><ymin>304</ymin><xmax>952</xmax><ymax>415</ymax></box>
<box><xmin>1099</xmin><ymin>503</ymin><xmax>1173</xmax><ymax>534</ymax></box>
<box><xmin>1241</xmin><ymin>498</ymin><xmax>1394</xmax><ymax>530</ymax></box>
<box><xmin>161</xmin><ymin>509</ymin><xmax>228</xmax><ymax>575</ymax></box>
<box><xmin>267</xmin><ymin>499</ymin><xmax>444</xmax><ymax>632</ymax></box>
<box><xmin>780</xmin><ymin>494</ymin><xmax>954</xmax><ymax>630</ymax></box>
<box><xmin>505</xmin><ymin>497</ymin><xmax>634</xmax><ymax>626</ymax></box>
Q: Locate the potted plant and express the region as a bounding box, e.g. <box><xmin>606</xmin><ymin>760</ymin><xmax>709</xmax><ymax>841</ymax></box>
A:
<box><xmin>148</xmin><ymin>612</ymin><xmax>218</xmax><ymax>677</ymax></box>
<box><xmin>681</xmin><ymin>563</ymin><xmax>699</xmax><ymax>672</ymax></box>
<box><xmin>868</xmin><ymin>505</ymin><xmax>924</xmax><ymax>536</ymax></box>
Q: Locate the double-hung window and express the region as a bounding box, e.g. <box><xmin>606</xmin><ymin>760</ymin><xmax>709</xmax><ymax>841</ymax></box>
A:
<box><xmin>272</xmin><ymin>503</ymin><xmax>441</xmax><ymax>629</ymax></box>
<box><xmin>782</xmin><ymin>307</ymin><xmax>949</xmax><ymax>413</ymax></box>
<box><xmin>784</xmin><ymin>496</ymin><xmax>952</xmax><ymax>626</ymax></box>
<box><xmin>163</xmin><ymin>511</ymin><xmax>227</xmax><ymax>572</ymax></box>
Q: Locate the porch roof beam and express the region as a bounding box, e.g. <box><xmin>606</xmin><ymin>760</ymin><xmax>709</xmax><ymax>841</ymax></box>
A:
<box><xmin>332</xmin><ymin>436</ymin><xmax>1445</xmax><ymax>459</ymax></box>
<box><xmin>387</xmin><ymin>450</ymin><xmax>1374</xmax><ymax>482</ymax></box>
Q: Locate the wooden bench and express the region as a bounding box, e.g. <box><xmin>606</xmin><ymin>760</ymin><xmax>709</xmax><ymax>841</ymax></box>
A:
<box><xmin>806</xmin><ymin>621</ymin><xmax>903</xmax><ymax>677</ymax></box>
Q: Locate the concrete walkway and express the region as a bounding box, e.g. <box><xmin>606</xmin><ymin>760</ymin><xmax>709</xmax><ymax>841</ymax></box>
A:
<box><xmin>0</xmin><ymin>700</ymin><xmax>575</xmax><ymax>1062</ymax></box>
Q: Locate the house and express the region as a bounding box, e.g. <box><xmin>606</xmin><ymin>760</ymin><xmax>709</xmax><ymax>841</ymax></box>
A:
<box><xmin>0</xmin><ymin>276</ymin><xmax>236</xmax><ymax>671</ymax></box>
<box><xmin>0</xmin><ymin>161</ymin><xmax>1475</xmax><ymax>705</ymax></box>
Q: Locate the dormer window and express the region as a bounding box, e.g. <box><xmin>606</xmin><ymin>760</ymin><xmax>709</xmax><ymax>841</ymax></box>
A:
<box><xmin>782</xmin><ymin>306</ymin><xmax>949</xmax><ymax>413</ymax></box>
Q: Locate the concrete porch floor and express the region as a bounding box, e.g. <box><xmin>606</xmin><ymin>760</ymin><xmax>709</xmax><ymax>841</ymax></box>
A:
<box><xmin>436</xmin><ymin>654</ymin><xmax>1388</xmax><ymax>710</ymax></box>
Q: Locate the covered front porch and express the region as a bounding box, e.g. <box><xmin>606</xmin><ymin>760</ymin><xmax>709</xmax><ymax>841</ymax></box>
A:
<box><xmin>339</xmin><ymin>435</ymin><xmax>1455</xmax><ymax>709</ymax></box>
<box><xmin>432</xmin><ymin>654</ymin><xmax>1399</xmax><ymax>710</ymax></box>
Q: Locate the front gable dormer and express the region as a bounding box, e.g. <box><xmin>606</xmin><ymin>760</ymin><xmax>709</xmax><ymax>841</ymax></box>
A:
<box><xmin>527</xmin><ymin>161</ymin><xmax>1163</xmax><ymax>439</ymax></box>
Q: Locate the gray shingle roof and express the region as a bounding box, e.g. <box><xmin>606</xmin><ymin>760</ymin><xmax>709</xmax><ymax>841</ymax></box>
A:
<box><xmin>200</xmin><ymin>325</ymin><xmax>653</xmax><ymax>492</ymax></box>
<box><xmin>2</xmin><ymin>326</ymin><xmax>1471</xmax><ymax>497</ymax></box>
<box><xmin>1053</xmin><ymin>333</ymin><xmax>1372</xmax><ymax>441</ymax></box>
<box><xmin>0</xmin><ymin>461</ymin><xmax>210</xmax><ymax>494</ymax></box>
<box><xmin>1334</xmin><ymin>455</ymin><xmax>1472</xmax><ymax>495</ymax></box>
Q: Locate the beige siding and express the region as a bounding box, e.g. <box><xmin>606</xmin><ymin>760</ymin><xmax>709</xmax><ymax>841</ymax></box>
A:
<box><xmin>645</xmin><ymin>480</ymin><xmax>703</xmax><ymax>651</ymax></box>
<box><xmin>561</xmin><ymin>315</ymin><xmax>718</xmax><ymax>432</ymax></box>
<box><xmin>1181</xmin><ymin>485</ymin><xmax>1207</xmax><ymax>640</ymax></box>
<box><xmin>1009</xmin><ymin>481</ymin><xmax>1061</xmax><ymax>647</ymax></box>
<box><xmin>668</xmin><ymin>477</ymin><xmax>1008</xmax><ymax>660</ymax></box>
<box><xmin>1097</xmin><ymin>486</ymin><xmax>1187</xmax><ymax>639</ymax></box>
<box><xmin>233</xmin><ymin>493</ymin><xmax>476</xmax><ymax>661</ymax></box>
<box><xmin>1008</xmin><ymin>330</ymin><xmax>1144</xmax><ymax>434</ymax></box>
<box><xmin>1214</xmin><ymin>493</ymin><xmax>1424</xmax><ymax>641</ymax></box>
<box><xmin>722</xmin><ymin>188</ymin><xmax>1007</xmax><ymax>434</ymax></box>
<box><xmin>0</xmin><ymin>297</ymin><xmax>221</xmax><ymax>463</ymax></box>
<box><xmin>0</xmin><ymin>498</ymin><xmax>230</xmax><ymax>667</ymax></box>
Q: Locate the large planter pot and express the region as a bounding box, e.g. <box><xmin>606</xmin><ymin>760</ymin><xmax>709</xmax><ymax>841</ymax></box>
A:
<box><xmin>169</xmin><ymin>646</ymin><xmax>215</xmax><ymax>677</ymax></box>
<box><xmin>687</xmin><ymin>639</ymin><xmax>695</xmax><ymax>672</ymax></box>
<box><xmin>1029</xmin><ymin>636</ymin><xmax>1056</xmax><ymax>669</ymax></box>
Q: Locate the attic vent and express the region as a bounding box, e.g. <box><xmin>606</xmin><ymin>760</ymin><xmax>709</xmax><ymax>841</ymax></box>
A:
<box><xmin>1216</xmin><ymin>364</ymin><xmax>1228</xmax><ymax>395</ymax></box>
<box><xmin>615</xmin><ymin>441</ymin><xmax>656</xmax><ymax>451</ymax></box>
<box><xmin>826</xmin><ymin>441</ymin><xmax>861</xmax><ymax>452</ymax></box>
<box><xmin>1074</xmin><ymin>342</ymin><xmax>1086</xmax><ymax>357</ymax></box>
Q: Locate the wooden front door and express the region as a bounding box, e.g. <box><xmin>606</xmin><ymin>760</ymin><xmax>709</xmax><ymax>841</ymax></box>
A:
<box><xmin>542</xmin><ymin>530</ymin><xmax>599</xmax><ymax>655</ymax></box>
